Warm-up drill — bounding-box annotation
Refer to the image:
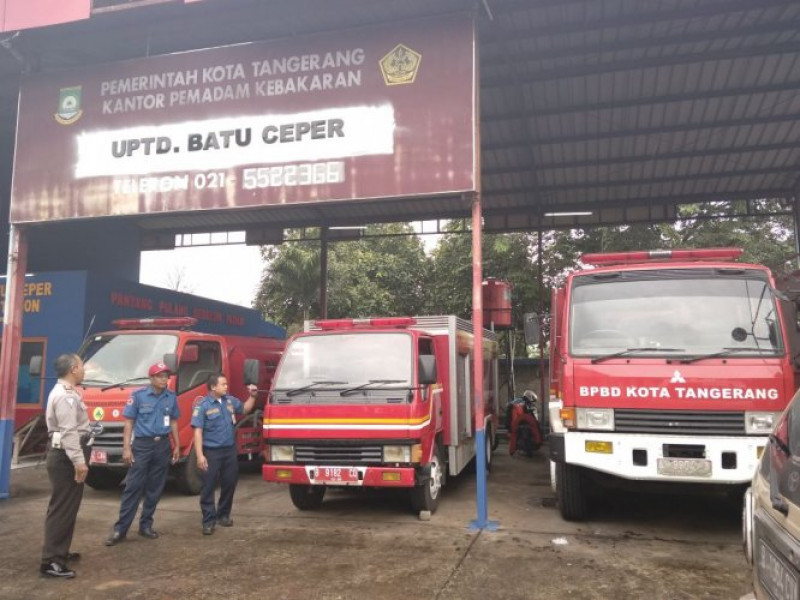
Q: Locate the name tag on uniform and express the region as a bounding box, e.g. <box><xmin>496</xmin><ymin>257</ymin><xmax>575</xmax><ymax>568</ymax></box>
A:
<box><xmin>163</xmin><ymin>415</ymin><xmax>170</xmax><ymax>427</ymax></box>
<box><xmin>207</xmin><ymin>407</ymin><xmax>220</xmax><ymax>416</ymax></box>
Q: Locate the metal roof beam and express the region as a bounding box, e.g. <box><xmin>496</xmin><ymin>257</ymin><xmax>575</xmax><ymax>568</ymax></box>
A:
<box><xmin>483</xmin><ymin>112</ymin><xmax>800</xmax><ymax>149</ymax></box>
<box><xmin>481</xmin><ymin>0</ymin><xmax>796</xmax><ymax>43</ymax></box>
<box><xmin>483</xmin><ymin>188</ymin><xmax>794</xmax><ymax>206</ymax></box>
<box><xmin>482</xmin><ymin>41</ymin><xmax>800</xmax><ymax>87</ymax></box>
<box><xmin>483</xmin><ymin>141</ymin><xmax>800</xmax><ymax>174</ymax></box>
<box><xmin>481</xmin><ymin>81</ymin><xmax>800</xmax><ymax>122</ymax></box>
<box><xmin>489</xmin><ymin>167</ymin><xmax>796</xmax><ymax>195</ymax></box>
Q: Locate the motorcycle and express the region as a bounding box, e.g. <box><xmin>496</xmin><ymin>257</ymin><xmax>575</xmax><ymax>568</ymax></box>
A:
<box><xmin>508</xmin><ymin>390</ymin><xmax>542</xmax><ymax>457</ymax></box>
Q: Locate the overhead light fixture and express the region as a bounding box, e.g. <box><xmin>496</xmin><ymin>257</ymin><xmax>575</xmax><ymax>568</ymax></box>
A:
<box><xmin>543</xmin><ymin>211</ymin><xmax>593</xmax><ymax>217</ymax></box>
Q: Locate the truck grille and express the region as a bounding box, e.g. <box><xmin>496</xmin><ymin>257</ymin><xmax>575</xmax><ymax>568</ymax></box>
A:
<box><xmin>93</xmin><ymin>423</ymin><xmax>125</xmax><ymax>449</ymax></box>
<box><xmin>614</xmin><ymin>410</ymin><xmax>745</xmax><ymax>436</ymax></box>
<box><xmin>294</xmin><ymin>443</ymin><xmax>384</xmax><ymax>465</ymax></box>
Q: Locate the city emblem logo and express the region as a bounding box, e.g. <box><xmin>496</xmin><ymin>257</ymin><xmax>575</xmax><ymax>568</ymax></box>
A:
<box><xmin>379</xmin><ymin>44</ymin><xmax>422</xmax><ymax>86</ymax></box>
<box><xmin>92</xmin><ymin>406</ymin><xmax>105</xmax><ymax>420</ymax></box>
<box><xmin>670</xmin><ymin>370</ymin><xmax>686</xmax><ymax>384</ymax></box>
<box><xmin>54</xmin><ymin>86</ymin><xmax>83</xmax><ymax>125</ymax></box>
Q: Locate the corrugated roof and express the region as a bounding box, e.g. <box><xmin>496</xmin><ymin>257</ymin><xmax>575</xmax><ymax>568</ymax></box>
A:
<box><xmin>0</xmin><ymin>0</ymin><xmax>798</xmax><ymax>233</ymax></box>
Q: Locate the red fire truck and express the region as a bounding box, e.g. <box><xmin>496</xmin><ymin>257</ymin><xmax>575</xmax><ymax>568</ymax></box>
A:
<box><xmin>79</xmin><ymin>317</ymin><xmax>284</xmax><ymax>494</ymax></box>
<box><xmin>262</xmin><ymin>316</ymin><xmax>499</xmax><ymax>514</ymax></box>
<box><xmin>546</xmin><ymin>248</ymin><xmax>799</xmax><ymax>520</ymax></box>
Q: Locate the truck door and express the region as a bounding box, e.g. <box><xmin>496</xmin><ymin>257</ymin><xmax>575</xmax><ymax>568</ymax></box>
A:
<box><xmin>177</xmin><ymin>340</ymin><xmax>222</xmax><ymax>395</ymax></box>
<box><xmin>456</xmin><ymin>354</ymin><xmax>472</xmax><ymax>439</ymax></box>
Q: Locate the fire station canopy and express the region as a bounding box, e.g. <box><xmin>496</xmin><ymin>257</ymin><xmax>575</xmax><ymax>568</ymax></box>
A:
<box><xmin>1</xmin><ymin>0</ymin><xmax>799</xmax><ymax>238</ymax></box>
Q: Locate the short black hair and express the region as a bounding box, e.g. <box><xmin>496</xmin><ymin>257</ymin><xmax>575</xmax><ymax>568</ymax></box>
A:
<box><xmin>207</xmin><ymin>372</ymin><xmax>226</xmax><ymax>390</ymax></box>
<box><xmin>55</xmin><ymin>353</ymin><xmax>80</xmax><ymax>378</ymax></box>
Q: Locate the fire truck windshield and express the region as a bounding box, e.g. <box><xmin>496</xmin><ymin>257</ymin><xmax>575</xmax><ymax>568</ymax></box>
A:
<box><xmin>274</xmin><ymin>333</ymin><xmax>413</xmax><ymax>395</ymax></box>
<box><xmin>79</xmin><ymin>333</ymin><xmax>178</xmax><ymax>387</ymax></box>
<box><xmin>570</xmin><ymin>272</ymin><xmax>783</xmax><ymax>358</ymax></box>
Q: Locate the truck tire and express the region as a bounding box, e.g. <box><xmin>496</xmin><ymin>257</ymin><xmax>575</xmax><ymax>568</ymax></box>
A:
<box><xmin>85</xmin><ymin>468</ymin><xmax>125</xmax><ymax>491</ymax></box>
<box><xmin>289</xmin><ymin>484</ymin><xmax>326</xmax><ymax>510</ymax></box>
<box><xmin>411</xmin><ymin>445</ymin><xmax>446</xmax><ymax>513</ymax></box>
<box><xmin>175</xmin><ymin>446</ymin><xmax>204</xmax><ymax>495</ymax></box>
<box><xmin>556</xmin><ymin>462</ymin><xmax>589</xmax><ymax>521</ymax></box>
<box><xmin>485</xmin><ymin>427</ymin><xmax>493</xmax><ymax>473</ymax></box>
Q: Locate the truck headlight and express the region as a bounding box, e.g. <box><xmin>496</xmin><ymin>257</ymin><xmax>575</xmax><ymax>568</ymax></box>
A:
<box><xmin>576</xmin><ymin>408</ymin><xmax>614</xmax><ymax>431</ymax></box>
<box><xmin>383</xmin><ymin>445</ymin><xmax>411</xmax><ymax>463</ymax></box>
<box><xmin>745</xmin><ymin>411</ymin><xmax>780</xmax><ymax>434</ymax></box>
<box><xmin>269</xmin><ymin>445</ymin><xmax>294</xmax><ymax>462</ymax></box>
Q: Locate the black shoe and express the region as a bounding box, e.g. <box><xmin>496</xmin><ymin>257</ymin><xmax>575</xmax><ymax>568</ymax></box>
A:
<box><xmin>217</xmin><ymin>516</ymin><xmax>233</xmax><ymax>527</ymax></box>
<box><xmin>202</xmin><ymin>524</ymin><xmax>215</xmax><ymax>536</ymax></box>
<box><xmin>138</xmin><ymin>527</ymin><xmax>159</xmax><ymax>539</ymax></box>
<box><xmin>66</xmin><ymin>552</ymin><xmax>81</xmax><ymax>562</ymax></box>
<box><xmin>40</xmin><ymin>561</ymin><xmax>75</xmax><ymax>579</ymax></box>
<box><xmin>104</xmin><ymin>531</ymin><xmax>126</xmax><ymax>546</ymax></box>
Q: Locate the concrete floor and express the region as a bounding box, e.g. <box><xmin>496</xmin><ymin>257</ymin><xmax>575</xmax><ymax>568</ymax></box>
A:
<box><xmin>0</xmin><ymin>444</ymin><xmax>753</xmax><ymax>599</ymax></box>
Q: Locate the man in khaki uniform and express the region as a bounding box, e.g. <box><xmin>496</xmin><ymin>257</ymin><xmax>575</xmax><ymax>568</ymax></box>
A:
<box><xmin>40</xmin><ymin>353</ymin><xmax>89</xmax><ymax>579</ymax></box>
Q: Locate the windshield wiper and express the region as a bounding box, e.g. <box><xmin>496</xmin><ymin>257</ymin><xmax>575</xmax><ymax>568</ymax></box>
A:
<box><xmin>282</xmin><ymin>381</ymin><xmax>347</xmax><ymax>397</ymax></box>
<box><xmin>340</xmin><ymin>379</ymin><xmax>408</xmax><ymax>397</ymax></box>
<box><xmin>679</xmin><ymin>347</ymin><xmax>780</xmax><ymax>364</ymax></box>
<box><xmin>100</xmin><ymin>376</ymin><xmax>151</xmax><ymax>392</ymax></box>
<box><xmin>591</xmin><ymin>347</ymin><xmax>685</xmax><ymax>365</ymax></box>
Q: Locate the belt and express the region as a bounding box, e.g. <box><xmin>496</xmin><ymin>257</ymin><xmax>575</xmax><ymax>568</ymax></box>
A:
<box><xmin>136</xmin><ymin>436</ymin><xmax>168</xmax><ymax>442</ymax></box>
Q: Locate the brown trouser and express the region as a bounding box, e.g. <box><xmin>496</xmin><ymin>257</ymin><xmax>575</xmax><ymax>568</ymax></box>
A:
<box><xmin>41</xmin><ymin>447</ymin><xmax>86</xmax><ymax>565</ymax></box>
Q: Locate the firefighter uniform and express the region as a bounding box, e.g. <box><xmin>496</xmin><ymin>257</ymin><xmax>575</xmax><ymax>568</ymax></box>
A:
<box><xmin>191</xmin><ymin>394</ymin><xmax>244</xmax><ymax>529</ymax></box>
<box><xmin>41</xmin><ymin>381</ymin><xmax>91</xmax><ymax>571</ymax></box>
<box><xmin>108</xmin><ymin>384</ymin><xmax>179</xmax><ymax>540</ymax></box>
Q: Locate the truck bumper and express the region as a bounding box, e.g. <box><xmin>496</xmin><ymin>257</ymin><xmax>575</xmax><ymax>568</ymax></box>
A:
<box><xmin>263</xmin><ymin>464</ymin><xmax>417</xmax><ymax>488</ymax></box>
<box><xmin>551</xmin><ymin>431</ymin><xmax>766</xmax><ymax>484</ymax></box>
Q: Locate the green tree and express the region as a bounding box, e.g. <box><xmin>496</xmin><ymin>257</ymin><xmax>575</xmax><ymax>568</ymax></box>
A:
<box><xmin>254</xmin><ymin>223</ymin><xmax>429</xmax><ymax>331</ymax></box>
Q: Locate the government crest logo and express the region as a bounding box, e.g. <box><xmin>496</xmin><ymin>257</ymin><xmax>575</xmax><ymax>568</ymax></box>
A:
<box><xmin>54</xmin><ymin>86</ymin><xmax>83</xmax><ymax>125</ymax></box>
<box><xmin>379</xmin><ymin>44</ymin><xmax>422</xmax><ymax>86</ymax></box>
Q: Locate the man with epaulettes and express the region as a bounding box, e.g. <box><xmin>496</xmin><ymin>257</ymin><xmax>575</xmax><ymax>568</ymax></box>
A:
<box><xmin>191</xmin><ymin>373</ymin><xmax>257</xmax><ymax>535</ymax></box>
<box><xmin>105</xmin><ymin>362</ymin><xmax>180</xmax><ymax>546</ymax></box>
<box><xmin>40</xmin><ymin>353</ymin><xmax>89</xmax><ymax>579</ymax></box>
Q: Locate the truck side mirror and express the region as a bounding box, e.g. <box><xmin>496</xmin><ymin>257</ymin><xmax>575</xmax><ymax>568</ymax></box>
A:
<box><xmin>523</xmin><ymin>312</ymin><xmax>540</xmax><ymax>346</ymax></box>
<box><xmin>180</xmin><ymin>344</ymin><xmax>199</xmax><ymax>363</ymax></box>
<box><xmin>418</xmin><ymin>355</ymin><xmax>437</xmax><ymax>385</ymax></box>
<box><xmin>243</xmin><ymin>359</ymin><xmax>260</xmax><ymax>386</ymax></box>
<box><xmin>29</xmin><ymin>355</ymin><xmax>43</xmax><ymax>377</ymax></box>
<box><xmin>163</xmin><ymin>353</ymin><xmax>178</xmax><ymax>373</ymax></box>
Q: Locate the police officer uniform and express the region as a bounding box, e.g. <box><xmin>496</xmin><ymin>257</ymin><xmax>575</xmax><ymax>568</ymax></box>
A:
<box><xmin>41</xmin><ymin>380</ymin><xmax>90</xmax><ymax>576</ymax></box>
<box><xmin>106</xmin><ymin>368</ymin><xmax>179</xmax><ymax>544</ymax></box>
<box><xmin>191</xmin><ymin>393</ymin><xmax>244</xmax><ymax>531</ymax></box>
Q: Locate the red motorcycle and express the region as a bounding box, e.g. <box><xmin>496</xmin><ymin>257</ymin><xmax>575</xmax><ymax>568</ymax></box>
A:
<box><xmin>508</xmin><ymin>390</ymin><xmax>543</xmax><ymax>457</ymax></box>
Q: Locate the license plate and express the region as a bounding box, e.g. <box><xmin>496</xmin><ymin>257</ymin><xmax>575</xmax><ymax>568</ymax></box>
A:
<box><xmin>758</xmin><ymin>540</ymin><xmax>799</xmax><ymax>600</ymax></box>
<box><xmin>90</xmin><ymin>449</ymin><xmax>107</xmax><ymax>465</ymax></box>
<box><xmin>312</xmin><ymin>466</ymin><xmax>360</xmax><ymax>485</ymax></box>
<box><xmin>656</xmin><ymin>457</ymin><xmax>712</xmax><ymax>477</ymax></box>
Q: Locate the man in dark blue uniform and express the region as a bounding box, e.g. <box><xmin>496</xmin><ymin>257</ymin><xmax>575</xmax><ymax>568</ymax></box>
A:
<box><xmin>105</xmin><ymin>362</ymin><xmax>180</xmax><ymax>546</ymax></box>
<box><xmin>191</xmin><ymin>373</ymin><xmax>257</xmax><ymax>535</ymax></box>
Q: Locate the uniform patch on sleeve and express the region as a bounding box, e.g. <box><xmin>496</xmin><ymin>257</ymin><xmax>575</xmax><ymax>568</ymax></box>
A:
<box><xmin>126</xmin><ymin>398</ymin><xmax>134</xmax><ymax>405</ymax></box>
<box><xmin>192</xmin><ymin>407</ymin><xmax>200</xmax><ymax>417</ymax></box>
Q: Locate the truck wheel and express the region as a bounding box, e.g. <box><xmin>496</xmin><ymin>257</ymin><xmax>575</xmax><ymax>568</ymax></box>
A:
<box><xmin>411</xmin><ymin>446</ymin><xmax>445</xmax><ymax>513</ymax></box>
<box><xmin>86</xmin><ymin>468</ymin><xmax>125</xmax><ymax>490</ymax></box>
<box><xmin>556</xmin><ymin>462</ymin><xmax>589</xmax><ymax>521</ymax></box>
<box><xmin>289</xmin><ymin>484</ymin><xmax>326</xmax><ymax>510</ymax></box>
<box><xmin>175</xmin><ymin>446</ymin><xmax>204</xmax><ymax>495</ymax></box>
<box><xmin>485</xmin><ymin>427</ymin><xmax>493</xmax><ymax>473</ymax></box>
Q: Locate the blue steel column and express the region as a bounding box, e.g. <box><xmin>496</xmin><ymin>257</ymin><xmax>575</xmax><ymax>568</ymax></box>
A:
<box><xmin>0</xmin><ymin>225</ymin><xmax>28</xmax><ymax>499</ymax></box>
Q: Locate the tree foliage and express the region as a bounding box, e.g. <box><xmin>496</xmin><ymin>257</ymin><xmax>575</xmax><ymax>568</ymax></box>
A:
<box><xmin>254</xmin><ymin>223</ymin><xmax>428</xmax><ymax>332</ymax></box>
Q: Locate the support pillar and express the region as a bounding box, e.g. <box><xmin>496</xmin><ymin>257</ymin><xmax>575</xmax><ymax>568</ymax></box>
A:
<box><xmin>0</xmin><ymin>225</ymin><xmax>28</xmax><ymax>499</ymax></box>
<box><xmin>469</xmin><ymin>193</ymin><xmax>497</xmax><ymax>531</ymax></box>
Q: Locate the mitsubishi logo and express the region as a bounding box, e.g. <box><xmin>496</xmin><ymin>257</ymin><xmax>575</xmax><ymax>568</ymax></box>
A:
<box><xmin>670</xmin><ymin>370</ymin><xmax>686</xmax><ymax>384</ymax></box>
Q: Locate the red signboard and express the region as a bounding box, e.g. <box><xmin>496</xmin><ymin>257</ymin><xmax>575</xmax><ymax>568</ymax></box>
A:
<box><xmin>2</xmin><ymin>0</ymin><xmax>91</xmax><ymax>32</ymax></box>
<box><xmin>11</xmin><ymin>14</ymin><xmax>476</xmax><ymax>223</ymax></box>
